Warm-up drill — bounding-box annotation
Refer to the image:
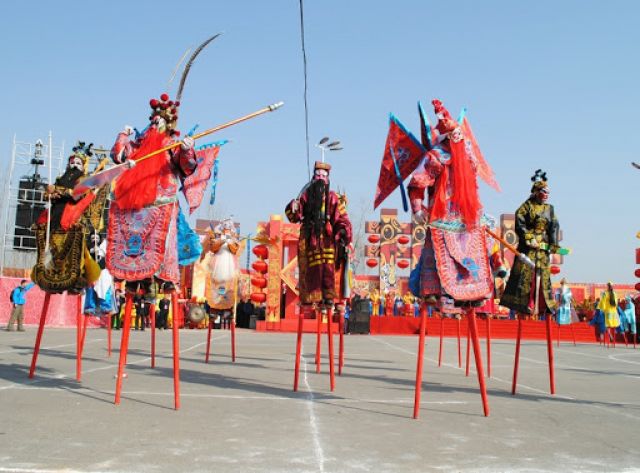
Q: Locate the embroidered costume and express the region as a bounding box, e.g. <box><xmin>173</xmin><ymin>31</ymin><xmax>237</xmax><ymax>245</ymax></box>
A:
<box><xmin>501</xmin><ymin>171</ymin><xmax>561</xmax><ymax>315</ymax></box>
<box><xmin>106</xmin><ymin>93</ymin><xmax>197</xmax><ymax>287</ymax></box>
<box><xmin>285</xmin><ymin>161</ymin><xmax>352</xmax><ymax>305</ymax></box>
<box><xmin>407</xmin><ymin>100</ymin><xmax>499</xmax><ymax>308</ymax></box>
<box><xmin>32</xmin><ymin>143</ymin><xmax>104</xmax><ymax>293</ymax></box>
<box><xmin>556</xmin><ymin>280</ymin><xmax>573</xmax><ymax>325</ymax></box>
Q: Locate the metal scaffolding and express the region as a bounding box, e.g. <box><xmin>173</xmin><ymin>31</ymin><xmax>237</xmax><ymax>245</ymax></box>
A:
<box><xmin>0</xmin><ymin>133</ymin><xmax>65</xmax><ymax>276</ymax></box>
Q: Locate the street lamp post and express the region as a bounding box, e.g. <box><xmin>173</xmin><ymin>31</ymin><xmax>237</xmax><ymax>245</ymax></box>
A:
<box><xmin>315</xmin><ymin>136</ymin><xmax>343</xmax><ymax>163</ymax></box>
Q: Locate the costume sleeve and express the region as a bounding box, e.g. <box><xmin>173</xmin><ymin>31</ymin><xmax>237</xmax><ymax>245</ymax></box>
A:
<box><xmin>285</xmin><ymin>195</ymin><xmax>303</xmax><ymax>223</ymax></box>
<box><xmin>25</xmin><ymin>282</ymin><xmax>35</xmax><ymax>292</ymax></box>
<box><xmin>514</xmin><ymin>202</ymin><xmax>534</xmax><ymax>244</ymax></box>
<box><xmin>548</xmin><ymin>204</ymin><xmax>560</xmax><ymax>249</ymax></box>
<box><xmin>171</xmin><ymin>146</ymin><xmax>197</xmax><ymax>177</ymax></box>
<box><xmin>331</xmin><ymin>193</ymin><xmax>352</xmax><ymax>246</ymax></box>
<box><xmin>407</xmin><ymin>151</ymin><xmax>443</xmax><ymax>213</ymax></box>
<box><xmin>110</xmin><ymin>133</ymin><xmax>133</xmax><ymax>164</ymax></box>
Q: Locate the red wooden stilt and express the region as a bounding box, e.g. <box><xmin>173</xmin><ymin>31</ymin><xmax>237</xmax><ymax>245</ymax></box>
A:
<box><xmin>150</xmin><ymin>303</ymin><xmax>156</xmax><ymax>368</ymax></box>
<box><xmin>205</xmin><ymin>315</ymin><xmax>213</xmax><ymax>363</ymax></box>
<box><xmin>29</xmin><ymin>293</ymin><xmax>52</xmax><ymax>379</ymax></box>
<box><xmin>622</xmin><ymin>330</ymin><xmax>628</xmax><ymax>347</ymax></box>
<box><xmin>171</xmin><ymin>290</ymin><xmax>181</xmax><ymax>410</ymax></box>
<box><xmin>78</xmin><ymin>306</ymin><xmax>89</xmax><ymax>382</ymax></box>
<box><xmin>457</xmin><ymin>317</ymin><xmax>462</xmax><ymax>368</ymax></box>
<box><xmin>338</xmin><ymin>305</ymin><xmax>344</xmax><ymax>376</ymax></box>
<box><xmin>315</xmin><ymin>309</ymin><xmax>322</xmax><ymax>373</ymax></box>
<box><xmin>438</xmin><ymin>316</ymin><xmax>444</xmax><ymax>367</ymax></box>
<box><xmin>114</xmin><ymin>293</ymin><xmax>134</xmax><ymax>405</ymax></box>
<box><xmin>293</xmin><ymin>306</ymin><xmax>306</xmax><ymax>391</ymax></box>
<box><xmin>76</xmin><ymin>295</ymin><xmax>82</xmax><ymax>381</ymax></box>
<box><xmin>465</xmin><ymin>317</ymin><xmax>471</xmax><ymax>377</ymax></box>
<box><xmin>467</xmin><ymin>308</ymin><xmax>489</xmax><ymax>416</ymax></box>
<box><xmin>327</xmin><ymin>307</ymin><xmax>336</xmax><ymax>391</ymax></box>
<box><xmin>611</xmin><ymin>327</ymin><xmax>616</xmax><ymax>348</ymax></box>
<box><xmin>107</xmin><ymin>313</ymin><xmax>112</xmax><ymax>357</ymax></box>
<box><xmin>486</xmin><ymin>315</ymin><xmax>492</xmax><ymax>378</ymax></box>
<box><xmin>545</xmin><ymin>314</ymin><xmax>556</xmax><ymax>395</ymax></box>
<box><xmin>231</xmin><ymin>311</ymin><xmax>236</xmax><ymax>362</ymax></box>
<box><xmin>413</xmin><ymin>305</ymin><xmax>428</xmax><ymax>419</ymax></box>
<box><xmin>511</xmin><ymin>315</ymin><xmax>523</xmax><ymax>395</ymax></box>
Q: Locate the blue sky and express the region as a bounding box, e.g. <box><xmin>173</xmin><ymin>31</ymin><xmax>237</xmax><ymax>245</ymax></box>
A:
<box><xmin>1</xmin><ymin>1</ymin><xmax>639</xmax><ymax>283</ymax></box>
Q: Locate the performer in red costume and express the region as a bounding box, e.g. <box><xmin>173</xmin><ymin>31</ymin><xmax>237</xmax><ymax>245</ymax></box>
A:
<box><xmin>107</xmin><ymin>93</ymin><xmax>196</xmax><ymax>409</ymax></box>
<box><xmin>285</xmin><ymin>161</ymin><xmax>352</xmax><ymax>306</ymax></box>
<box><xmin>286</xmin><ymin>160</ymin><xmax>352</xmax><ymax>392</ymax></box>
<box><xmin>108</xmin><ymin>93</ymin><xmax>196</xmax><ymax>289</ymax></box>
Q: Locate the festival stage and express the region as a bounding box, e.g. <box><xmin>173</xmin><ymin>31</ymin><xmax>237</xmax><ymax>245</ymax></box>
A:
<box><xmin>257</xmin><ymin>316</ymin><xmax>601</xmax><ymax>343</ymax></box>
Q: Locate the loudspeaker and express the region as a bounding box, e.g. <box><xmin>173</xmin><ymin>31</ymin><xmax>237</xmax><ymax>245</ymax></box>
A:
<box><xmin>349</xmin><ymin>299</ymin><xmax>371</xmax><ymax>334</ymax></box>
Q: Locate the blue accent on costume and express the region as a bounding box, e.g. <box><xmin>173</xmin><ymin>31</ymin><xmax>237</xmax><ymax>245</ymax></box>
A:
<box><xmin>177</xmin><ymin>207</ymin><xmax>203</xmax><ymax>266</ymax></box>
<box><xmin>124</xmin><ymin>235</ymin><xmax>143</xmax><ymax>256</ymax></box>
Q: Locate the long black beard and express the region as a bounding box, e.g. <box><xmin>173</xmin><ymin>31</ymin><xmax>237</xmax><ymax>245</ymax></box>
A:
<box><xmin>56</xmin><ymin>167</ymin><xmax>84</xmax><ymax>188</ymax></box>
<box><xmin>303</xmin><ymin>179</ymin><xmax>328</xmax><ymax>239</ymax></box>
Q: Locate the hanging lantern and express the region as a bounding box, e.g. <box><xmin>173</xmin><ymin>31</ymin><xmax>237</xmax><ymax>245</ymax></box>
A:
<box><xmin>550</xmin><ymin>265</ymin><xmax>561</xmax><ymax>275</ymax></box>
<box><xmin>252</xmin><ymin>260</ymin><xmax>268</xmax><ymax>273</ymax></box>
<box><xmin>251</xmin><ymin>276</ymin><xmax>267</xmax><ymax>289</ymax></box>
<box><xmin>366</xmin><ymin>258</ymin><xmax>378</xmax><ymax>268</ymax></box>
<box><xmin>397</xmin><ymin>235</ymin><xmax>410</xmax><ymax>245</ymax></box>
<box><xmin>636</xmin><ymin>282</ymin><xmax>640</xmax><ymax>292</ymax></box>
<box><xmin>253</xmin><ymin>244</ymin><xmax>269</xmax><ymax>259</ymax></box>
<box><xmin>397</xmin><ymin>259</ymin><xmax>410</xmax><ymax>269</ymax></box>
<box><xmin>635</xmin><ymin>269</ymin><xmax>640</xmax><ymax>278</ymax></box>
<box><xmin>250</xmin><ymin>292</ymin><xmax>267</xmax><ymax>303</ymax></box>
<box><xmin>367</xmin><ymin>234</ymin><xmax>381</xmax><ymax>244</ymax></box>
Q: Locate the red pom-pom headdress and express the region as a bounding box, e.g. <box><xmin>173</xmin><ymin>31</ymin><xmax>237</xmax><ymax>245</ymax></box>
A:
<box><xmin>432</xmin><ymin>99</ymin><xmax>458</xmax><ymax>135</ymax></box>
<box><xmin>149</xmin><ymin>93</ymin><xmax>179</xmax><ymax>133</ymax></box>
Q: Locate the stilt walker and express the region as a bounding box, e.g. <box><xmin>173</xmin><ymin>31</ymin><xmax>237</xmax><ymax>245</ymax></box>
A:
<box><xmin>375</xmin><ymin>99</ymin><xmax>501</xmax><ymax>418</ymax></box>
<box><xmin>286</xmin><ymin>160</ymin><xmax>353</xmax><ymax>393</ymax></box>
<box><xmin>501</xmin><ymin>170</ymin><xmax>568</xmax><ymax>395</ymax></box>
<box><xmin>29</xmin><ymin>142</ymin><xmax>106</xmax><ymax>379</ymax></box>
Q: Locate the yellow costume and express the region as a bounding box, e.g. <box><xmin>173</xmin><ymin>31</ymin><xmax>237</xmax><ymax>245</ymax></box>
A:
<box><xmin>598</xmin><ymin>290</ymin><xmax>620</xmax><ymax>328</ymax></box>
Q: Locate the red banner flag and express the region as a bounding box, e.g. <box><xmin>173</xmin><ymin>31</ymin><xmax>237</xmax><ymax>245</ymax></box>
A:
<box><xmin>374</xmin><ymin>114</ymin><xmax>426</xmax><ymax>209</ymax></box>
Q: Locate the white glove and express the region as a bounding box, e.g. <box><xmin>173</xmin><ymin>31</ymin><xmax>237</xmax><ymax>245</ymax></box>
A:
<box><xmin>125</xmin><ymin>160</ymin><xmax>136</xmax><ymax>169</ymax></box>
<box><xmin>123</xmin><ymin>125</ymin><xmax>134</xmax><ymax>136</ymax></box>
<box><xmin>414</xmin><ymin>210</ymin><xmax>427</xmax><ymax>225</ymax></box>
<box><xmin>181</xmin><ymin>136</ymin><xmax>195</xmax><ymax>150</ymax></box>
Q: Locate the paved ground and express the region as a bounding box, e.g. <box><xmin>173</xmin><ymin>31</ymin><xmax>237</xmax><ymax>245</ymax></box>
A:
<box><xmin>0</xmin><ymin>327</ymin><xmax>639</xmax><ymax>473</ymax></box>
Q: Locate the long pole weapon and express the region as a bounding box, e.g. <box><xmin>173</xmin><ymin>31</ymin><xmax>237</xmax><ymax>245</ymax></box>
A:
<box><xmin>72</xmin><ymin>102</ymin><xmax>284</xmax><ymax>198</ymax></box>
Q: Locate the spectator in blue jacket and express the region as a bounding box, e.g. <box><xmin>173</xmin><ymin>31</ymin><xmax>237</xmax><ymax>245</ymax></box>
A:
<box><xmin>7</xmin><ymin>280</ymin><xmax>35</xmax><ymax>331</ymax></box>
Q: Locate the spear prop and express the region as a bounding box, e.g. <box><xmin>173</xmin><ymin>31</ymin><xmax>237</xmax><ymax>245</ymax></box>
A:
<box><xmin>484</xmin><ymin>227</ymin><xmax>535</xmax><ymax>268</ymax></box>
<box><xmin>72</xmin><ymin>102</ymin><xmax>284</xmax><ymax>198</ymax></box>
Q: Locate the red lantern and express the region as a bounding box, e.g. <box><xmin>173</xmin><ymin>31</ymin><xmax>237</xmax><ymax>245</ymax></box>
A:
<box><xmin>550</xmin><ymin>265</ymin><xmax>561</xmax><ymax>275</ymax></box>
<box><xmin>367</xmin><ymin>234</ymin><xmax>381</xmax><ymax>244</ymax></box>
<box><xmin>397</xmin><ymin>259</ymin><xmax>410</xmax><ymax>269</ymax></box>
<box><xmin>252</xmin><ymin>260</ymin><xmax>268</xmax><ymax>273</ymax></box>
<box><xmin>397</xmin><ymin>235</ymin><xmax>410</xmax><ymax>245</ymax></box>
<box><xmin>635</xmin><ymin>269</ymin><xmax>640</xmax><ymax>278</ymax></box>
<box><xmin>636</xmin><ymin>282</ymin><xmax>640</xmax><ymax>292</ymax></box>
<box><xmin>253</xmin><ymin>244</ymin><xmax>269</xmax><ymax>259</ymax></box>
<box><xmin>366</xmin><ymin>258</ymin><xmax>378</xmax><ymax>268</ymax></box>
<box><xmin>251</xmin><ymin>276</ymin><xmax>267</xmax><ymax>289</ymax></box>
<box><xmin>250</xmin><ymin>292</ymin><xmax>267</xmax><ymax>303</ymax></box>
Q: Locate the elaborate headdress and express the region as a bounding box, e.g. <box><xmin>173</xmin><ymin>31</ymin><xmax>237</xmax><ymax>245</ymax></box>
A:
<box><xmin>530</xmin><ymin>169</ymin><xmax>549</xmax><ymax>193</ymax></box>
<box><xmin>314</xmin><ymin>160</ymin><xmax>331</xmax><ymax>173</ymax></box>
<box><xmin>432</xmin><ymin>99</ymin><xmax>460</xmax><ymax>137</ymax></box>
<box><xmin>69</xmin><ymin>141</ymin><xmax>93</xmax><ymax>175</ymax></box>
<box><xmin>149</xmin><ymin>93</ymin><xmax>180</xmax><ymax>135</ymax></box>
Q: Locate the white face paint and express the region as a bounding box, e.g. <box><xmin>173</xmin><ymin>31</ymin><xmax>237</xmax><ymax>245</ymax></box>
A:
<box><xmin>153</xmin><ymin>115</ymin><xmax>167</xmax><ymax>131</ymax></box>
<box><xmin>314</xmin><ymin>169</ymin><xmax>329</xmax><ymax>183</ymax></box>
<box><xmin>450</xmin><ymin>127</ymin><xmax>463</xmax><ymax>143</ymax></box>
<box><xmin>69</xmin><ymin>156</ymin><xmax>84</xmax><ymax>171</ymax></box>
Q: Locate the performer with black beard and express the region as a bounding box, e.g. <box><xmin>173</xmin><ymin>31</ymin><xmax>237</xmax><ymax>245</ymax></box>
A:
<box><xmin>285</xmin><ymin>161</ymin><xmax>352</xmax><ymax>305</ymax></box>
